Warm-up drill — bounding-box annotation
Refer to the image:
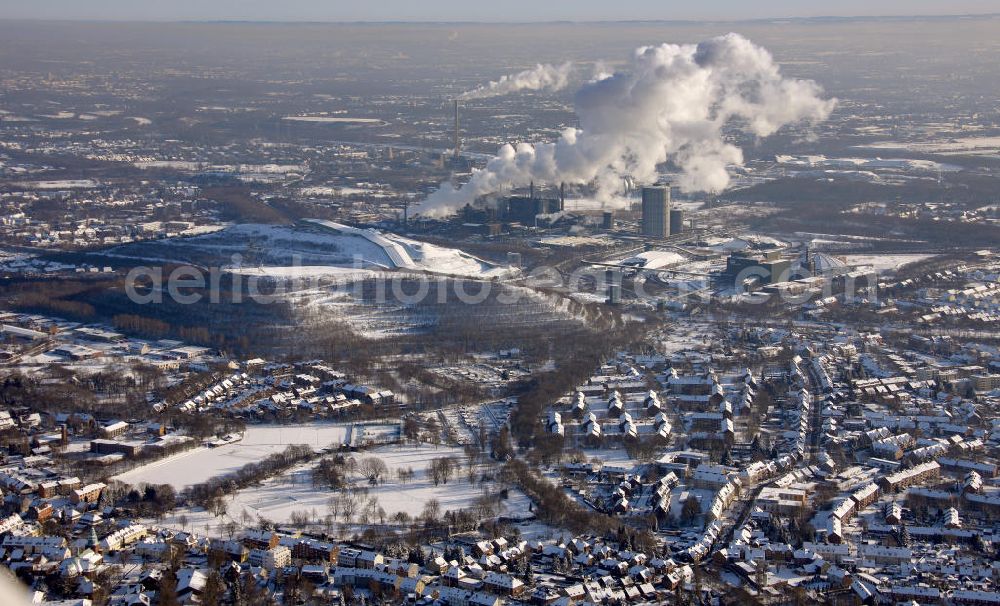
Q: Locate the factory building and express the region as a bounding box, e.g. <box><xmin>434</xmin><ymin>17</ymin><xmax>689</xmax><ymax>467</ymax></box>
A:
<box><xmin>505</xmin><ymin>196</ymin><xmax>562</xmax><ymax>224</ymax></box>
<box><xmin>641</xmin><ymin>184</ymin><xmax>670</xmax><ymax>238</ymax></box>
<box><xmin>602</xmin><ymin>210</ymin><xmax>614</xmax><ymax>230</ymax></box>
<box><xmin>724</xmin><ymin>250</ymin><xmax>791</xmax><ymax>289</ymax></box>
<box><xmin>669</xmin><ymin>208</ymin><xmax>685</xmax><ymax>236</ymax></box>
<box><xmin>502</xmin><ymin>182</ymin><xmax>564</xmax><ymax>225</ymax></box>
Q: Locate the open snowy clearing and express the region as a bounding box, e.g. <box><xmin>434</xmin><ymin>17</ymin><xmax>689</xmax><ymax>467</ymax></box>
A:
<box><xmin>12</xmin><ymin>179</ymin><xmax>100</xmax><ymax>189</ymax></box>
<box><xmin>841</xmin><ymin>253</ymin><xmax>936</xmax><ymax>273</ymax></box>
<box><xmin>154</xmin><ymin>444</ymin><xmax>518</xmax><ymax>536</ymax></box>
<box><xmin>283</xmin><ymin>116</ymin><xmax>386</xmax><ymax>125</ymax></box>
<box><xmin>113</xmin><ymin>423</ymin><xmax>349</xmax><ymax>490</ymax></box>
<box><xmin>858</xmin><ymin>136</ymin><xmax>1000</xmax><ymax>155</ymax></box>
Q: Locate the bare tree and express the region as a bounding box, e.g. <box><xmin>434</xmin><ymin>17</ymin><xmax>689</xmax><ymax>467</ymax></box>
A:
<box><xmin>422</xmin><ymin>498</ymin><xmax>441</xmax><ymax>523</ymax></box>
<box><xmin>327</xmin><ymin>495</ymin><xmax>343</xmax><ymax>521</ymax></box>
<box><xmin>344</xmin><ymin>456</ymin><xmax>358</xmax><ymax>478</ymax></box>
<box><xmin>358</xmin><ymin>457</ymin><xmax>389</xmax><ymax>485</ymax></box>
<box><xmin>430</xmin><ymin>456</ymin><xmax>457</xmax><ymax>486</ymax></box>
<box><xmin>290</xmin><ymin>509</ymin><xmax>311</xmax><ymax>529</ymax></box>
<box><xmin>342</xmin><ymin>492</ymin><xmax>359</xmax><ymax>524</ymax></box>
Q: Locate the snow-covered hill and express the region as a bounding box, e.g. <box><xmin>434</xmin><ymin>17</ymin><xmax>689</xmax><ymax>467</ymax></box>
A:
<box><xmin>102</xmin><ymin>220</ymin><xmax>516</xmax><ymax>279</ymax></box>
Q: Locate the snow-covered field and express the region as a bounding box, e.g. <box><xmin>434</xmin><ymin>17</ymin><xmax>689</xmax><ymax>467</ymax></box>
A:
<box><xmin>578</xmin><ymin>447</ymin><xmax>639</xmax><ymax>472</ymax></box>
<box><xmin>776</xmin><ymin>154</ymin><xmax>962</xmax><ymax>173</ymax></box>
<box><xmin>113</xmin><ymin>423</ymin><xmax>349</xmax><ymax>490</ymax></box>
<box><xmin>858</xmin><ymin>136</ymin><xmax>1000</xmax><ymax>157</ymax></box>
<box><xmin>12</xmin><ymin>179</ymin><xmax>99</xmax><ymax>189</ymax></box>
<box><xmin>299</xmin><ymin>186</ymin><xmax>395</xmax><ymax>198</ymax></box>
<box><xmin>283</xmin><ymin>116</ymin><xmax>385</xmax><ymax>125</ymax></box>
<box><xmin>657</xmin><ymin>321</ymin><xmax>719</xmax><ymax>355</ymax></box>
<box><xmin>133</xmin><ymin>160</ymin><xmax>203</xmax><ymax>170</ymax></box>
<box><xmin>841</xmin><ymin>253</ymin><xmax>935</xmax><ymax>273</ymax></box>
<box><xmin>154</xmin><ymin>444</ymin><xmax>514</xmax><ymax>536</ymax></box>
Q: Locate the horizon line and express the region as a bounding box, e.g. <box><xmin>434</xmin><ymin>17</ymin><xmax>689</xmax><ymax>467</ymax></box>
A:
<box><xmin>1</xmin><ymin>13</ymin><xmax>998</xmax><ymax>26</ymax></box>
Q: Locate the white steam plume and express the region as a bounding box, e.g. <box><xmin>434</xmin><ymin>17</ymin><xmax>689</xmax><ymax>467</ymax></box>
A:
<box><xmin>416</xmin><ymin>34</ymin><xmax>836</xmax><ymax>218</ymax></box>
<box><xmin>458</xmin><ymin>62</ymin><xmax>575</xmax><ymax>101</ymax></box>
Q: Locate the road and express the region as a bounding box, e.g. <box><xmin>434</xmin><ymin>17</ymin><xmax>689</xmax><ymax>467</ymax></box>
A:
<box><xmin>717</xmin><ymin>482</ymin><xmax>767</xmax><ymax>548</ymax></box>
<box><xmin>803</xmin><ymin>357</ymin><xmax>825</xmax><ymax>464</ymax></box>
<box><xmin>708</xmin><ymin>353</ymin><xmax>824</xmax><ymax>562</ymax></box>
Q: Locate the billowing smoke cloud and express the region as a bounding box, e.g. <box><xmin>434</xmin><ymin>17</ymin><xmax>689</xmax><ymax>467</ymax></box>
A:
<box><xmin>416</xmin><ymin>34</ymin><xmax>836</xmax><ymax>218</ymax></box>
<box><xmin>458</xmin><ymin>62</ymin><xmax>575</xmax><ymax>101</ymax></box>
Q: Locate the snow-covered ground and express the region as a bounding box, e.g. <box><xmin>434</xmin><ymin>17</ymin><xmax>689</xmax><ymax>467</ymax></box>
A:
<box><xmin>103</xmin><ymin>221</ymin><xmax>514</xmax><ymax>280</ymax></box>
<box><xmin>299</xmin><ymin>186</ymin><xmax>395</xmax><ymax>198</ymax></box>
<box><xmin>617</xmin><ymin>250</ymin><xmax>686</xmax><ymax>270</ymax></box>
<box><xmin>282</xmin><ymin>116</ymin><xmax>385</xmax><ymax>124</ymax></box>
<box><xmin>841</xmin><ymin>253</ymin><xmax>935</xmax><ymax>273</ymax></box>
<box><xmin>133</xmin><ymin>160</ymin><xmax>203</xmax><ymax>170</ymax></box>
<box><xmin>858</xmin><ymin>135</ymin><xmax>1000</xmax><ymax>157</ymax></box>
<box><xmin>578</xmin><ymin>447</ymin><xmax>639</xmax><ymax>472</ymax></box>
<box><xmin>700</xmin><ymin>234</ymin><xmax>787</xmax><ymax>253</ymax></box>
<box><xmin>304</xmin><ymin>220</ymin><xmax>513</xmax><ymax>278</ymax></box>
<box><xmin>226</xmin><ymin>266</ymin><xmax>380</xmax><ymax>281</ymax></box>
<box><xmin>11</xmin><ymin>179</ymin><xmax>99</xmax><ymax>189</ymax></box>
<box><xmin>113</xmin><ymin>423</ymin><xmax>350</xmax><ymax>490</ymax></box>
<box><xmin>775</xmin><ymin>154</ymin><xmax>962</xmax><ymax>173</ymax></box>
<box><xmin>154</xmin><ymin>444</ymin><xmax>517</xmax><ymax>537</ymax></box>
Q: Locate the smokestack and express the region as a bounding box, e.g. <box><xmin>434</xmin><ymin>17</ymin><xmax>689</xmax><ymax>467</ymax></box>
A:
<box><xmin>453</xmin><ymin>99</ymin><xmax>460</xmax><ymax>160</ymax></box>
<box><xmin>560</xmin><ymin>182</ymin><xmax>565</xmax><ymax>210</ymax></box>
<box><xmin>413</xmin><ymin>34</ymin><xmax>834</xmax><ymax>219</ymax></box>
<box><xmin>529</xmin><ymin>181</ymin><xmax>534</xmax><ymax>199</ymax></box>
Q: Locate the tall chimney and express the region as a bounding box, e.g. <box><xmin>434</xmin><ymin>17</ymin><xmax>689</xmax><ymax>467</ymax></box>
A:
<box><xmin>559</xmin><ymin>182</ymin><xmax>565</xmax><ymax>211</ymax></box>
<box><xmin>530</xmin><ymin>181</ymin><xmax>534</xmax><ymax>199</ymax></box>
<box><xmin>453</xmin><ymin>99</ymin><xmax>460</xmax><ymax>160</ymax></box>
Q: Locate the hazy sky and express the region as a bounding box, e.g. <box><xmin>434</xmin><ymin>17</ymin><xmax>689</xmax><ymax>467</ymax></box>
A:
<box><xmin>1</xmin><ymin>0</ymin><xmax>998</xmax><ymax>22</ymax></box>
